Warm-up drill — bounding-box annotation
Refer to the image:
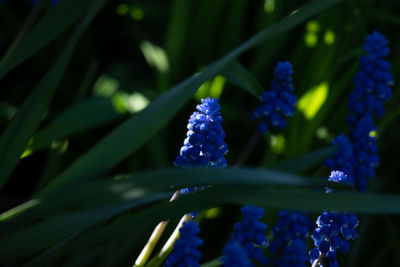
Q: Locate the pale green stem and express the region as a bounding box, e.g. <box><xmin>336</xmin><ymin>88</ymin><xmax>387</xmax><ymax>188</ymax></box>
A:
<box><xmin>134</xmin><ymin>221</ymin><xmax>169</xmax><ymax>267</ymax></box>
<box><xmin>159</xmin><ymin>214</ymin><xmax>191</xmax><ymax>257</ymax></box>
<box><xmin>133</xmin><ymin>190</ymin><xmax>185</xmax><ymax>267</ymax></box>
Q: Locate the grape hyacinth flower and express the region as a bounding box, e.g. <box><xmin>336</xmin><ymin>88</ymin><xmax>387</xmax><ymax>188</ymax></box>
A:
<box><xmin>309</xmin><ymin>171</ymin><xmax>359</xmax><ymax>267</ymax></box>
<box><xmin>174</xmin><ymin>97</ymin><xmax>228</xmax><ymax>168</ymax></box>
<box><xmin>222</xmin><ymin>240</ymin><xmax>254</xmax><ymax>267</ymax></box>
<box><xmin>309</xmin><ymin>212</ymin><xmax>359</xmax><ymax>267</ymax></box>
<box><xmin>251</xmin><ymin>61</ymin><xmax>296</xmax><ymax>133</ymax></box>
<box><xmin>347</xmin><ymin>31</ymin><xmax>394</xmax><ymax>125</ymax></box>
<box><xmin>173</xmin><ymin>97</ymin><xmax>228</xmax><ymax>215</ymax></box>
<box><xmin>351</xmin><ymin>115</ymin><xmax>380</xmax><ymax>191</ymax></box>
<box><xmin>164</xmin><ymin>221</ymin><xmax>203</xmax><ymax>267</ymax></box>
<box><xmin>325</xmin><ymin>135</ymin><xmax>356</xmax><ymax>185</ymax></box>
<box><xmin>269</xmin><ymin>211</ymin><xmax>313</xmax><ymax>267</ymax></box>
<box><xmin>231</xmin><ymin>205</ymin><xmax>269</xmax><ymax>265</ymax></box>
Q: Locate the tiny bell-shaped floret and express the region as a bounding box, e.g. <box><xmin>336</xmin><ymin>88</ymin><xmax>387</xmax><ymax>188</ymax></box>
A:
<box><xmin>325</xmin><ymin>135</ymin><xmax>356</xmax><ymax>185</ymax></box>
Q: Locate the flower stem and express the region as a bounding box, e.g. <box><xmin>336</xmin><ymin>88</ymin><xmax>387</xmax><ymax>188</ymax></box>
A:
<box><xmin>134</xmin><ymin>221</ymin><xmax>169</xmax><ymax>267</ymax></box>
<box><xmin>235</xmin><ymin>131</ymin><xmax>261</xmax><ymax>166</ymax></box>
<box><xmin>159</xmin><ymin>214</ymin><xmax>191</xmax><ymax>257</ymax></box>
<box><xmin>133</xmin><ymin>190</ymin><xmax>185</xmax><ymax>267</ymax></box>
<box><xmin>142</xmin><ymin>214</ymin><xmax>192</xmax><ymax>267</ymax></box>
<box><xmin>311</xmin><ymin>253</ymin><xmax>326</xmax><ymax>267</ymax></box>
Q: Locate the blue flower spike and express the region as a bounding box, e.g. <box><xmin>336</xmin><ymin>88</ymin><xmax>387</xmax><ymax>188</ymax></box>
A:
<box><xmin>269</xmin><ymin>211</ymin><xmax>313</xmax><ymax>267</ymax></box>
<box><xmin>351</xmin><ymin>115</ymin><xmax>380</xmax><ymax>191</ymax></box>
<box><xmin>174</xmin><ymin>97</ymin><xmax>228</xmax><ymax>168</ymax></box>
<box><xmin>222</xmin><ymin>240</ymin><xmax>254</xmax><ymax>267</ymax></box>
<box><xmin>309</xmin><ymin>171</ymin><xmax>359</xmax><ymax>267</ymax></box>
<box><xmin>252</xmin><ymin>61</ymin><xmax>296</xmax><ymax>133</ymax></box>
<box><xmin>164</xmin><ymin>221</ymin><xmax>203</xmax><ymax>267</ymax></box>
<box><xmin>231</xmin><ymin>205</ymin><xmax>269</xmax><ymax>265</ymax></box>
<box><xmin>348</xmin><ymin>31</ymin><xmax>394</xmax><ymax>125</ymax></box>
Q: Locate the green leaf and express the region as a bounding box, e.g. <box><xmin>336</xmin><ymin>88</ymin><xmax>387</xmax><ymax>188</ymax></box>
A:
<box><xmin>0</xmin><ymin>167</ymin><xmax>314</xmax><ymax>240</ymax></box>
<box><xmin>221</xmin><ymin>60</ymin><xmax>264</xmax><ymax>98</ymax></box>
<box><xmin>29</xmin><ymin>97</ymin><xmax>124</xmax><ymax>152</ymax></box>
<box><xmin>24</xmin><ymin>186</ymin><xmax>400</xmax><ymax>264</ymax></box>
<box><xmin>2</xmin><ymin>166</ymin><xmax>400</xmax><ymax>263</ymax></box>
<box><xmin>0</xmin><ymin>0</ymin><xmax>109</xmax><ymax>189</ymax></box>
<box><xmin>116</xmin><ymin>167</ymin><xmax>318</xmax><ymax>191</ymax></box>
<box><xmin>144</xmin><ymin>186</ymin><xmax>400</xmax><ymax>219</ymax></box>
<box><xmin>0</xmin><ymin>0</ymin><xmax>94</xmax><ymax>79</ymax></box>
<box><xmin>42</xmin><ymin>0</ymin><xmax>343</xmax><ymax>193</ymax></box>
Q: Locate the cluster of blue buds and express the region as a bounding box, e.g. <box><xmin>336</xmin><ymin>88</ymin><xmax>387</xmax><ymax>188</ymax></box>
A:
<box><xmin>251</xmin><ymin>61</ymin><xmax>296</xmax><ymax>133</ymax></box>
<box><xmin>174</xmin><ymin>97</ymin><xmax>228</xmax><ymax>168</ymax></box>
<box><xmin>231</xmin><ymin>205</ymin><xmax>269</xmax><ymax>265</ymax></box>
<box><xmin>222</xmin><ymin>240</ymin><xmax>254</xmax><ymax>267</ymax></box>
<box><xmin>164</xmin><ymin>221</ymin><xmax>203</xmax><ymax>267</ymax></box>
<box><xmin>328</xmin><ymin>31</ymin><xmax>393</xmax><ymax>192</ymax></box>
<box><xmin>325</xmin><ymin>135</ymin><xmax>355</xmax><ymax>186</ymax></box>
<box><xmin>351</xmin><ymin>115</ymin><xmax>380</xmax><ymax>191</ymax></box>
<box><xmin>347</xmin><ymin>31</ymin><xmax>394</xmax><ymax>125</ymax></box>
<box><xmin>328</xmin><ymin>170</ymin><xmax>349</xmax><ymax>184</ymax></box>
<box><xmin>269</xmin><ymin>211</ymin><xmax>313</xmax><ymax>267</ymax></box>
<box><xmin>309</xmin><ymin>212</ymin><xmax>359</xmax><ymax>267</ymax></box>
<box><xmin>309</xmin><ymin>171</ymin><xmax>359</xmax><ymax>267</ymax></box>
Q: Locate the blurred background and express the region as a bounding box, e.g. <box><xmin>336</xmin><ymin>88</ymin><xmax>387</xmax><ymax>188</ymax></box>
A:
<box><xmin>0</xmin><ymin>0</ymin><xmax>399</xmax><ymax>266</ymax></box>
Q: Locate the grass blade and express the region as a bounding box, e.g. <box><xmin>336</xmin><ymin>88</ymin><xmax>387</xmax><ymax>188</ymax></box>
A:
<box><xmin>0</xmin><ymin>0</ymin><xmax>109</xmax><ymax>189</ymax></box>
<box><xmin>0</xmin><ymin>0</ymin><xmax>94</xmax><ymax>79</ymax></box>
<box><xmin>271</xmin><ymin>146</ymin><xmax>336</xmax><ymax>173</ymax></box>
<box><xmin>221</xmin><ymin>60</ymin><xmax>264</xmax><ymax>97</ymax></box>
<box><xmin>29</xmin><ymin>97</ymin><xmax>123</xmax><ymax>152</ymax></box>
